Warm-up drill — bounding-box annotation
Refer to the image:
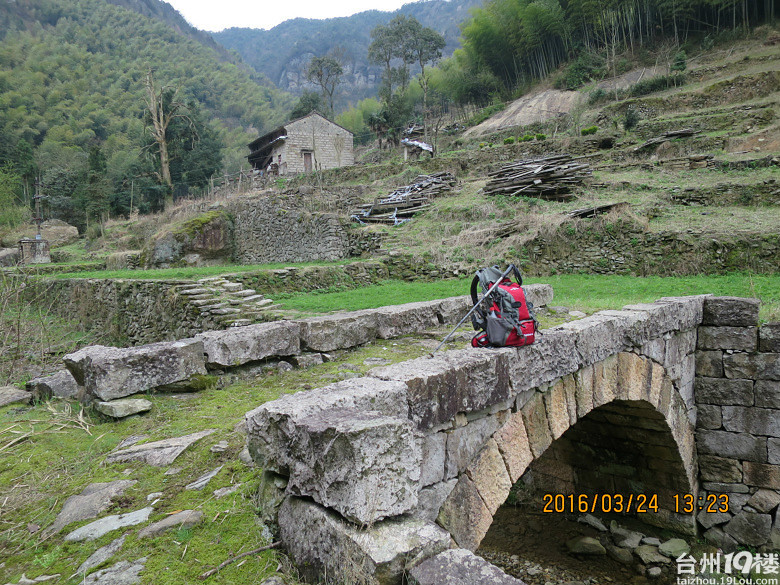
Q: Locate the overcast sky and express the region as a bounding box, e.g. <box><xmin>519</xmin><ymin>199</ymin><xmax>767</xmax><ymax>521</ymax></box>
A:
<box><xmin>165</xmin><ymin>0</ymin><xmax>411</xmax><ymax>32</ymax></box>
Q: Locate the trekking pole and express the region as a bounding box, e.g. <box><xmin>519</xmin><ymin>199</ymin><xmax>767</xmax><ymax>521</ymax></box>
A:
<box><xmin>429</xmin><ymin>264</ymin><xmax>516</xmax><ymax>358</ymax></box>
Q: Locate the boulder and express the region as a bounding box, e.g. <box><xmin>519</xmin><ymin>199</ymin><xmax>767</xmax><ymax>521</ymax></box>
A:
<box><xmin>141</xmin><ymin>210</ymin><xmax>233</xmax><ymax>268</ymax></box>
<box><xmin>196</xmin><ymin>321</ymin><xmax>300</xmax><ymax>368</ymax></box>
<box><xmin>64</xmin><ymin>507</ymin><xmax>153</xmax><ymax>542</ymax></box>
<box><xmin>40</xmin><ymin>219</ymin><xmax>79</xmax><ymax>246</ymax></box>
<box><xmin>45</xmin><ymin>480</ymin><xmax>136</xmax><ymax>536</ymax></box>
<box><xmin>95</xmin><ymin>398</ymin><xmax>152</xmax><ymax>418</ymax></box>
<box><xmin>410</xmin><ymin>549</ymin><xmax>527</xmax><ymax>585</ymax></box>
<box><xmin>634</xmin><ymin>545</ymin><xmax>670</xmax><ymax>565</ymax></box>
<box><xmin>0</xmin><ymin>247</ymin><xmax>20</xmax><ymax>266</ymax></box>
<box><xmin>566</xmin><ymin>536</ymin><xmax>606</xmax><ymax>555</ymax></box>
<box><xmin>299</xmin><ymin>309</ymin><xmax>380</xmax><ymax>352</ymax></box>
<box><xmin>74</xmin><ymin>535</ymin><xmax>126</xmax><ymax>577</ymax></box>
<box><xmin>0</xmin><ymin>385</ymin><xmax>31</xmax><ymax>407</ymax></box>
<box><xmin>63</xmin><ymin>339</ymin><xmax>206</xmax><ymax>401</ymax></box>
<box><xmin>26</xmin><ymin>370</ymin><xmax>80</xmax><ymax>400</ymax></box>
<box><xmin>658</xmin><ymin>538</ymin><xmax>690</xmax><ymax>558</ymax></box>
<box><xmin>81</xmin><ymin>557</ymin><xmax>147</xmax><ymax>585</ymax></box>
<box><xmin>278</xmin><ymin>496</ymin><xmax>450</xmax><ymax>585</ymax></box>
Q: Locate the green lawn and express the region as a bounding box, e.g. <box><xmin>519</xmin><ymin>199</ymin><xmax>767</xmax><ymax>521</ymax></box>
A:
<box><xmin>276</xmin><ymin>273</ymin><xmax>780</xmax><ymax>322</ymax></box>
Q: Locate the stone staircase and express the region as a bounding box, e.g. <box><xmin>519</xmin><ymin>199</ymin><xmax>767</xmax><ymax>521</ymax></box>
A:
<box><xmin>174</xmin><ymin>276</ymin><xmax>281</xmax><ymax>328</ymax></box>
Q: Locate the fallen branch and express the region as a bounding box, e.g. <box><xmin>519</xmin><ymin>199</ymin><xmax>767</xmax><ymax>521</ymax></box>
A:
<box><xmin>199</xmin><ymin>542</ymin><xmax>280</xmax><ymax>580</ymax></box>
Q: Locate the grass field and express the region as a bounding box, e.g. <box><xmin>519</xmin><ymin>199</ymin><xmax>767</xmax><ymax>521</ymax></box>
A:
<box><xmin>276</xmin><ymin>273</ymin><xmax>780</xmax><ymax>322</ymax></box>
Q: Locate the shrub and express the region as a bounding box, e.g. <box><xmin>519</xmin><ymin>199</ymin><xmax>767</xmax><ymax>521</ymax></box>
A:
<box><xmin>535</xmin><ymin>134</ymin><xmax>546</xmax><ymax>141</ymax></box>
<box><xmin>587</xmin><ymin>88</ymin><xmax>607</xmax><ymax>105</ymax></box>
<box><xmin>624</xmin><ymin>108</ymin><xmax>640</xmax><ymax>131</ymax></box>
<box><xmin>629</xmin><ymin>73</ymin><xmax>686</xmax><ymax>97</ymax></box>
<box><xmin>503</xmin><ymin>136</ymin><xmax>515</xmax><ymax>144</ymax></box>
<box><xmin>521</xmin><ymin>135</ymin><xmax>534</xmax><ymax>142</ymax></box>
<box><xmin>554</xmin><ymin>53</ymin><xmax>606</xmax><ymax>90</ymax></box>
<box><xmin>671</xmin><ymin>50</ymin><xmax>687</xmax><ymax>72</ymax></box>
<box><xmin>581</xmin><ymin>126</ymin><xmax>598</xmax><ymax>136</ymax></box>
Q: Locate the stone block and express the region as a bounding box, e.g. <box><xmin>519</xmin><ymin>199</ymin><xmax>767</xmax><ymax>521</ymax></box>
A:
<box><xmin>694</xmin><ymin>377</ymin><xmax>753</xmax><ymax>406</ymax></box>
<box><xmin>697</xmin><ymin>509</ymin><xmax>731</xmax><ymax>530</ymax></box>
<box><xmin>414</xmin><ymin>479</ymin><xmax>457</xmax><ymax>522</ymax></box>
<box><xmin>543</xmin><ymin>381</ymin><xmax>571</xmax><ymax>439</ymax></box>
<box><xmin>696</xmin><ymin>404</ymin><xmax>722</xmax><ymax>430</ymax></box>
<box><xmin>723</xmin><ymin>511</ymin><xmax>772</xmax><ymax>547</ymax></box>
<box><xmin>502</xmin><ymin>329</ymin><xmax>582</xmax><ymax>394</ymax></box>
<box><xmin>95</xmin><ymin>398</ymin><xmax>152</xmax><ymax>418</ymax></box>
<box><xmin>574</xmin><ymin>364</ymin><xmax>595</xmax><ymax>417</ymax></box>
<box><xmin>624</xmin><ymin>297</ymin><xmax>705</xmax><ymax>337</ymax></box>
<box><xmin>698</xmin><ymin>454</ymin><xmax>742</xmax><ymax>483</ymax></box>
<box><xmin>409</xmin><ymin>549</ymin><xmax>526</xmax><ymax>585</ymax></box>
<box><xmin>63</xmin><ymin>339</ymin><xmax>207</xmax><ymax>401</ymax></box>
<box><xmin>592</xmin><ymin>354</ymin><xmax>618</xmax><ymax>407</ymax></box>
<box><xmin>770</xmin><ymin>438</ymin><xmax>780</xmax><ymax>465</ymax></box>
<box><xmin>0</xmin><ymin>386</ymin><xmax>31</xmax><ymax>407</ymax></box>
<box><xmin>703</xmin><ymin>297</ymin><xmax>760</xmax><ymax>327</ymax></box>
<box><xmin>444</xmin><ymin>416</ymin><xmax>500</xmax><ymax>479</ymax></box>
<box><xmin>370</xmin><ymin>348</ymin><xmax>511</xmax><ymax>430</ymax></box>
<box><xmin>521</xmin><ymin>392</ymin><xmax>552</xmax><ymax>458</ymax></box>
<box><xmin>697</xmin><ymin>326</ymin><xmax>758</xmax><ymax>352</ymax></box>
<box><xmin>26</xmin><ymin>370</ymin><xmax>80</xmax><ymax>400</ymax></box>
<box><xmin>760</xmin><ymin>323</ymin><xmax>780</xmax><ymax>352</ymax></box>
<box><xmin>747</xmin><ymin>489</ymin><xmax>780</xmax><ymax>514</ymax></box>
<box><xmin>271</xmin><ymin>407</ymin><xmax>421</xmax><ymax>524</ymax></box>
<box><xmin>553</xmin><ymin>312</ymin><xmax>632</xmax><ymax>366</ymax></box>
<box><xmin>755</xmin><ymin>380</ymin><xmax>780</xmax><ymax>408</ymax></box>
<box><xmin>372</xmin><ymin>302</ymin><xmax>442</xmax><ymax>339</ymax></box>
<box><xmin>696</xmin><ymin>430</ymin><xmax>766</xmax><ymax>463</ymax></box>
<box><xmin>298</xmin><ymin>309</ymin><xmax>380</xmax><ymax>352</ymax></box>
<box><xmin>466</xmin><ymin>439</ymin><xmax>511</xmax><ymax>515</ymax></box>
<box><xmin>438</xmin><ymin>475</ymin><xmax>493</xmax><ymax>551</ymax></box>
<box><xmin>743</xmin><ymin>462</ymin><xmax>780</xmax><ymax>489</ymax></box>
<box><xmin>703</xmin><ymin>527</ymin><xmax>738</xmax><ymax>551</ymax></box>
<box><xmin>723</xmin><ymin>406</ymin><xmax>780</xmax><ymax>438</ymax></box>
<box><xmin>494</xmin><ymin>411</ymin><xmax>533</xmax><ymax>483</ymax></box>
<box><xmin>196</xmin><ymin>321</ymin><xmax>300</xmax><ymax>367</ymax></box>
<box><xmin>246</xmin><ymin>377</ymin><xmax>409</xmax><ymax>471</ymax></box>
<box><xmin>724</xmin><ymin>353</ymin><xmax>780</xmax><ymax>381</ymax></box>
<box><xmin>639</xmin><ymin>337</ymin><xmax>666</xmax><ymax>364</ymax></box>
<box><xmin>420</xmin><ymin>432</ymin><xmax>447</xmax><ymax>487</ymax></box>
<box><xmin>279</xmin><ymin>497</ymin><xmax>450</xmax><ymax>585</ymax></box>
<box><xmin>695</xmin><ymin>350</ymin><xmax>724</xmax><ymax>378</ymax></box>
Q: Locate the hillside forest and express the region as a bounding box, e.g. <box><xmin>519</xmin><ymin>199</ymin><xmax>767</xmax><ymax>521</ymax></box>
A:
<box><xmin>0</xmin><ymin>0</ymin><xmax>775</xmax><ymax>235</ymax></box>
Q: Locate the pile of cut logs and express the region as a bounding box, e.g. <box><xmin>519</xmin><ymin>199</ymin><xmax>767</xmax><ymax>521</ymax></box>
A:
<box><xmin>352</xmin><ymin>172</ymin><xmax>456</xmax><ymax>225</ymax></box>
<box><xmin>634</xmin><ymin>128</ymin><xmax>700</xmax><ymax>151</ymax></box>
<box><xmin>483</xmin><ymin>154</ymin><xmax>591</xmax><ymax>201</ymax></box>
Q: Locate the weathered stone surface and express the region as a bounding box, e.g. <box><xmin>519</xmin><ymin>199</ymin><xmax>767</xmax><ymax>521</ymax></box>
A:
<box><xmin>290</xmin><ymin>353</ymin><xmax>324</xmax><ymax>368</ymax></box>
<box><xmin>278</xmin><ymin>407</ymin><xmax>421</xmax><ymax>524</ymax></box>
<box><xmin>703</xmin><ymin>297</ymin><xmax>760</xmax><ymax>327</ymax></box>
<box><xmin>610</xmin><ymin>522</ymin><xmax>643</xmax><ymax>549</ymax></box>
<box><xmin>723</xmin><ymin>511</ymin><xmax>772</xmax><ymax>546</ymax></box>
<box><xmin>624</xmin><ymin>297</ymin><xmax>705</xmax><ymax>337</ymax></box>
<box><xmin>697</xmin><ymin>326</ymin><xmax>757</xmax><ymax>352</ymax></box>
<box><xmin>606</xmin><ymin>544</ymin><xmax>633</xmax><ymax>565</ymax></box>
<box><xmin>724</xmin><ymin>353</ymin><xmax>780</xmax><ymax>381</ymax></box>
<box><xmin>370</xmin><ymin>348</ymin><xmax>511</xmax><ymax>430</ymax></box>
<box><xmin>246</xmin><ymin>378</ymin><xmax>408</xmax><ymax>470</ymax></box>
<box><xmin>544</xmin><ymin>380</ymin><xmax>572</xmax><ymax>439</ymax></box>
<box><xmin>414</xmin><ymin>479</ymin><xmax>457</xmax><ymax>522</ymax></box>
<box><xmin>723</xmin><ymin>406</ymin><xmax>780</xmax><ymax>438</ymax></box>
<box><xmin>298</xmin><ymin>310</ymin><xmax>380</xmax><ymax>352</ymax></box>
<box><xmin>410</xmin><ymin>549</ymin><xmax>527</xmax><ymax>585</ymax></box>
<box><xmin>521</xmin><ymin>392</ymin><xmax>552</xmax><ymax>458</ymax></box>
<box><xmin>372</xmin><ymin>302</ymin><xmax>441</xmax><ymax>339</ymax></box>
<box><xmin>65</xmin><ymin>507</ymin><xmax>153</xmax><ymax>542</ymax></box>
<box><xmin>438</xmin><ymin>474</ymin><xmax>493</xmax><ymax>551</ymax></box>
<box><xmin>445</xmin><ymin>416</ymin><xmax>500</xmax><ymax>479</ymax></box>
<box><xmin>567</xmin><ymin>536</ymin><xmax>606</xmax><ymax>555</ymax></box>
<box><xmin>698</xmin><ymin>455</ymin><xmax>742</xmax><ymax>483</ymax></box>
<box><xmin>63</xmin><ymin>339</ymin><xmax>207</xmax><ymax>401</ymax></box>
<box><xmin>658</xmin><ymin>538</ymin><xmax>689</xmax><ymax>558</ymax></box>
<box><xmin>26</xmin><ymin>370</ymin><xmax>80</xmax><ymax>400</ymax></box>
<box><xmin>82</xmin><ymin>558</ymin><xmax>147</xmax><ymax>585</ymax></box>
<box><xmin>105</xmin><ymin>429</ymin><xmax>215</xmax><ymax>466</ymax></box>
<box><xmin>703</xmin><ymin>527</ymin><xmax>738</xmax><ymax>551</ymax></box>
<box><xmin>137</xmin><ymin>510</ymin><xmax>203</xmax><ymax>538</ymax></box>
<box><xmin>0</xmin><ymin>385</ymin><xmax>31</xmax><ymax>407</ymax></box>
<box><xmin>592</xmin><ymin>354</ymin><xmax>619</xmax><ymax>407</ymax></box>
<box><xmin>695</xmin><ymin>377</ymin><xmax>753</xmax><ymax>406</ymax></box>
<box><xmin>696</xmin><ymin>405</ymin><xmax>722</xmax><ymax>430</ymax></box>
<box><xmin>45</xmin><ymin>480</ymin><xmax>136</xmax><ymax>536</ymax></box>
<box><xmin>196</xmin><ymin>321</ymin><xmax>300</xmax><ymax>367</ymax></box>
<box><xmin>554</xmin><ymin>313</ymin><xmax>633</xmax><ymax>366</ymax></box>
<box><xmin>494</xmin><ymin>411</ymin><xmax>533</xmax><ymax>483</ymax></box>
<box><xmin>466</xmin><ymin>439</ymin><xmax>511</xmax><ymax>515</ymax></box>
<box><xmin>747</xmin><ymin>489</ymin><xmax>780</xmax><ymax>513</ymax></box>
<box><xmin>578</xmin><ymin>514</ymin><xmax>607</xmax><ymax>532</ymax></box>
<box><xmin>695</xmin><ymin>350</ymin><xmax>724</xmax><ymax>378</ymax></box>
<box><xmin>279</xmin><ymin>496</ymin><xmax>450</xmax><ymax>585</ymax></box>
<box><xmin>634</xmin><ymin>545</ymin><xmax>670</xmax><ymax>565</ymax></box>
<box><xmin>502</xmin><ymin>329</ymin><xmax>582</xmax><ymax>394</ymax></box>
<box><xmin>756</xmin><ymin>380</ymin><xmax>780</xmax><ymax>408</ymax></box>
<box><xmin>743</xmin><ymin>461</ymin><xmax>780</xmax><ymax>489</ymax></box>
<box><xmin>697</xmin><ymin>508</ymin><xmax>731</xmax><ymax>529</ymax></box>
<box><xmin>0</xmin><ymin>246</ymin><xmax>20</xmax><ymax>266</ymax></box>
<box><xmin>74</xmin><ymin>535</ymin><xmax>126</xmax><ymax>577</ymax></box>
<box><xmin>95</xmin><ymin>398</ymin><xmax>152</xmax><ymax>418</ymax></box>
<box><xmin>420</xmin><ymin>432</ymin><xmax>447</xmax><ymax>487</ymax></box>
<box><xmin>760</xmin><ymin>324</ymin><xmax>780</xmax><ymax>352</ymax></box>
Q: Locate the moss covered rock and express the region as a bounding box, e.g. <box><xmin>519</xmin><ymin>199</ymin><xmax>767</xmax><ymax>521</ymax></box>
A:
<box><xmin>141</xmin><ymin>210</ymin><xmax>233</xmax><ymax>268</ymax></box>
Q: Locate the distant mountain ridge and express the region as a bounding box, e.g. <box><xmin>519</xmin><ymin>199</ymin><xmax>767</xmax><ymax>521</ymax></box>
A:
<box><xmin>213</xmin><ymin>0</ymin><xmax>482</xmax><ymax>106</ymax></box>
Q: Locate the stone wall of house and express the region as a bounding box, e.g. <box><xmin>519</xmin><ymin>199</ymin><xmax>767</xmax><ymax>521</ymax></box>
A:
<box><xmin>279</xmin><ymin>114</ymin><xmax>354</xmax><ymax>175</ymax></box>
<box><xmin>694</xmin><ymin>297</ymin><xmax>780</xmax><ymax>550</ymax></box>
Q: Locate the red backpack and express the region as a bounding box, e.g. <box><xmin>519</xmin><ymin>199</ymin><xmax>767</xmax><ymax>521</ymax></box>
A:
<box><xmin>470</xmin><ymin>265</ymin><xmax>537</xmax><ymax>348</ymax></box>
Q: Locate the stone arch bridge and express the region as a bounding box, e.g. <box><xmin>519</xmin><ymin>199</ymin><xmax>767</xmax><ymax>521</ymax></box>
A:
<box><xmin>247</xmin><ymin>295</ymin><xmax>780</xmax><ymax>584</ymax></box>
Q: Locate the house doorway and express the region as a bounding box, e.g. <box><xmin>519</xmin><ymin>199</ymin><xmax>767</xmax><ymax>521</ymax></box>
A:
<box><xmin>303</xmin><ymin>152</ymin><xmax>313</xmax><ymax>173</ymax></box>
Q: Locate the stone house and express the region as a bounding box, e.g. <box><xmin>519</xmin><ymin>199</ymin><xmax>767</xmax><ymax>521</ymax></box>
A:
<box><xmin>247</xmin><ymin>111</ymin><xmax>354</xmax><ymax>176</ymax></box>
